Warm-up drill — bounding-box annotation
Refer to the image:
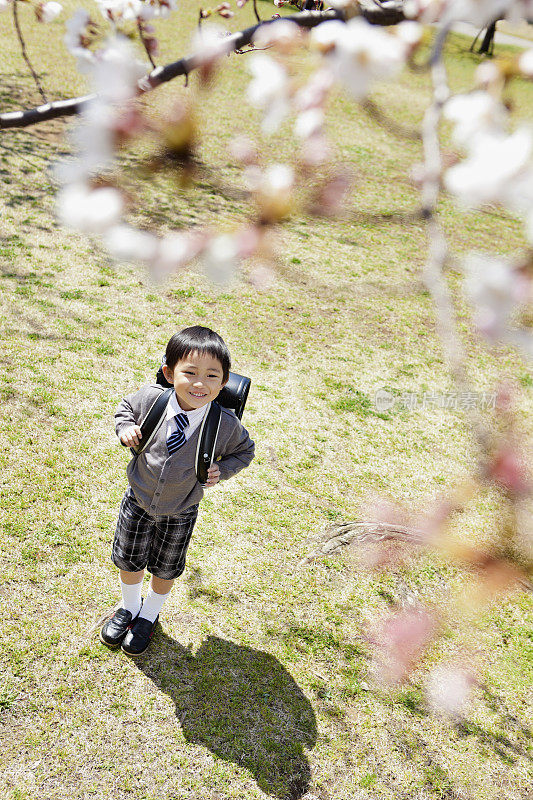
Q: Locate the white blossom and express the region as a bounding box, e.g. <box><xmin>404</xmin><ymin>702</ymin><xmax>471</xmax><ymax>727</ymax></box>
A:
<box><xmin>247</xmin><ymin>54</ymin><xmax>290</xmax><ymax>134</ymax></box>
<box><xmin>463</xmin><ymin>252</ymin><xmax>530</xmax><ymax>344</ymax></box>
<box><xmin>444</xmin><ymin>91</ymin><xmax>508</xmax><ymax>147</ymax></box>
<box><xmin>527</xmin><ymin>208</ymin><xmax>533</xmax><ymax>244</ymax></box>
<box><xmin>444</xmin><ymin>127</ymin><xmax>533</xmax><ymax>209</ymax></box>
<box><xmin>104</xmin><ymin>224</ymin><xmax>158</xmax><ymax>263</ymax></box>
<box><xmin>40</xmin><ymin>2</ymin><xmax>63</xmax><ymax>23</ymax></box>
<box><xmin>96</xmin><ymin>0</ymin><xmax>142</xmax><ymax>21</ymax></box>
<box><xmin>519</xmin><ymin>48</ymin><xmax>533</xmax><ymax>78</ymax></box>
<box><xmin>139</xmin><ymin>0</ymin><xmax>177</xmax><ymax>19</ymax></box>
<box><xmin>262</xmin><ymin>163</ymin><xmax>294</xmax><ymax>195</ymax></box>
<box><xmin>93</xmin><ymin>37</ymin><xmax>145</xmax><ymax>103</ymax></box>
<box><xmin>203</xmin><ymin>234</ymin><xmax>238</xmax><ymax>286</ymax></box>
<box><xmin>191</xmin><ymin>23</ymin><xmax>233</xmax><ymax>67</ymax></box>
<box><xmin>57</xmin><ymin>184</ymin><xmax>124</xmax><ymax>233</ymax></box>
<box><xmin>426</xmin><ymin>666</ymin><xmax>474</xmax><ymax>717</ymax></box>
<box><xmin>0</xmin><ymin>0</ymin><xmax>11</xmax><ymax>13</ymax></box>
<box><xmin>294</xmin><ymin>108</ymin><xmax>324</xmax><ymax>140</ymax></box>
<box><xmin>64</xmin><ymin>10</ymin><xmax>95</xmax><ymax>72</ymax></box>
<box><xmin>253</xmin><ymin>19</ymin><xmax>300</xmax><ymax>49</ymax></box>
<box><xmin>311</xmin><ymin>18</ymin><xmax>409</xmax><ymax>102</ymax></box>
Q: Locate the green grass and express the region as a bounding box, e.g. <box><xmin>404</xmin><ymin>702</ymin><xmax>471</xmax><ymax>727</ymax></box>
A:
<box><xmin>0</xmin><ymin>4</ymin><xmax>532</xmax><ymax>800</ymax></box>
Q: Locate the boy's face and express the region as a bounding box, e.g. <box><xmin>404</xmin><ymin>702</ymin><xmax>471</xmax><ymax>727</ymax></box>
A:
<box><xmin>163</xmin><ymin>351</ymin><xmax>227</xmax><ymax>412</ymax></box>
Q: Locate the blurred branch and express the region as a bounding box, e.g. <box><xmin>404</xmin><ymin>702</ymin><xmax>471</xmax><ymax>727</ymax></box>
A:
<box><xmin>362</xmin><ymin>98</ymin><xmax>422</xmax><ymax>141</ymax></box>
<box><xmin>0</xmin><ymin>4</ymin><xmax>408</xmax><ymax>129</ymax></box>
<box><xmin>12</xmin><ymin>0</ymin><xmax>48</xmax><ymax>103</ymax></box>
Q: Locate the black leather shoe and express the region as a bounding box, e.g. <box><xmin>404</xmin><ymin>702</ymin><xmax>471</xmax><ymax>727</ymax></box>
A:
<box><xmin>100</xmin><ymin>605</ymin><xmax>141</xmax><ymax>648</ymax></box>
<box><xmin>121</xmin><ymin>615</ymin><xmax>159</xmax><ymax>656</ymax></box>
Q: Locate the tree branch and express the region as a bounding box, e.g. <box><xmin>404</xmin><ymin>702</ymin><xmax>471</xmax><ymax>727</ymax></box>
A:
<box><xmin>1</xmin><ymin>4</ymin><xmax>407</xmax><ymax>130</ymax></box>
<box><xmin>12</xmin><ymin>0</ymin><xmax>48</xmax><ymax>104</ymax></box>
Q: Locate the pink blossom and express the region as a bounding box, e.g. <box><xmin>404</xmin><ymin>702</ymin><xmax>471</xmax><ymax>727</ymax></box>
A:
<box><xmin>228</xmin><ymin>135</ymin><xmax>258</xmax><ymax>165</ymax></box>
<box><xmin>191</xmin><ymin>24</ymin><xmax>233</xmax><ymax>70</ymax></box>
<box><xmin>300</xmin><ymin>135</ymin><xmax>331</xmax><ymax>167</ymax></box>
<box><xmin>487</xmin><ymin>444</ymin><xmax>531</xmax><ymax>497</ymax></box>
<box><xmin>370</xmin><ymin>607</ymin><xmax>438</xmax><ymax>686</ymax></box>
<box><xmin>294</xmin><ymin>69</ymin><xmax>334</xmax><ymax>113</ymax></box>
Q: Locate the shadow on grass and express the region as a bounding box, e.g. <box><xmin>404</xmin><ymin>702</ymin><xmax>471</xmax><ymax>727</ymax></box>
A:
<box><xmin>134</xmin><ymin>631</ymin><xmax>317</xmax><ymax>800</ymax></box>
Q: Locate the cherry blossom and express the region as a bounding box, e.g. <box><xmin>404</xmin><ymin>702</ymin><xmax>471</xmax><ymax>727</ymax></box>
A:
<box><xmin>462</xmin><ymin>253</ymin><xmax>533</xmax><ymax>358</ymax></box>
<box><xmin>444</xmin><ymin>127</ymin><xmax>533</xmax><ymax>211</ymax></box>
<box><xmin>104</xmin><ymin>224</ymin><xmax>159</xmax><ymax>265</ymax></box>
<box><xmin>519</xmin><ymin>48</ymin><xmax>533</xmax><ymax>78</ymax></box>
<box><xmin>247</xmin><ymin>54</ymin><xmax>291</xmax><ymax>136</ymax></box>
<box><xmin>57</xmin><ymin>183</ymin><xmax>124</xmax><ymax>233</ymax></box>
<box><xmin>64</xmin><ymin>9</ymin><xmax>98</xmax><ymax>72</ymax></box>
<box><xmin>370</xmin><ymin>607</ymin><xmax>438</xmax><ymax>686</ymax></box>
<box><xmin>256</xmin><ymin>163</ymin><xmax>294</xmax><ymax>222</ymax></box>
<box><xmin>444</xmin><ymin>91</ymin><xmax>508</xmax><ymax>148</ymax></box>
<box><xmin>488</xmin><ymin>444</ymin><xmax>531</xmax><ymax>497</ymax></box>
<box><xmin>253</xmin><ymin>19</ymin><xmax>301</xmax><ymax>51</ymax></box>
<box><xmin>202</xmin><ymin>234</ymin><xmax>238</xmax><ymax>286</ymax></box>
<box><xmin>37</xmin><ymin>2</ymin><xmax>63</xmax><ymax>23</ymax></box>
<box><xmin>190</xmin><ymin>23</ymin><xmax>233</xmax><ymax>70</ymax></box>
<box><xmin>311</xmin><ymin>18</ymin><xmax>410</xmax><ymax>102</ymax></box>
<box><xmin>426</xmin><ymin>665</ymin><xmax>475</xmax><ymax>717</ymax></box>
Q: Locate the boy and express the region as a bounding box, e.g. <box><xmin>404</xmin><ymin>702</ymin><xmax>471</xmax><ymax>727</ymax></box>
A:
<box><xmin>101</xmin><ymin>326</ymin><xmax>255</xmax><ymax>656</ymax></box>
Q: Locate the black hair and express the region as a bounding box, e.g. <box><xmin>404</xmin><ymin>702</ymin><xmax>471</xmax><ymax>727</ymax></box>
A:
<box><xmin>165</xmin><ymin>326</ymin><xmax>231</xmax><ymax>382</ymax></box>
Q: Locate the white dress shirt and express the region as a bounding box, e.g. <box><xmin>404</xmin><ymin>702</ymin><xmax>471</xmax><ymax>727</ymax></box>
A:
<box><xmin>166</xmin><ymin>392</ymin><xmax>209</xmax><ymax>441</ymax></box>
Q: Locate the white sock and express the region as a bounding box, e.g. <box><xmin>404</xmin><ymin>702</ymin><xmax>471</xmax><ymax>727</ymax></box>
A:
<box><xmin>120</xmin><ymin>579</ymin><xmax>143</xmax><ymax>617</ymax></box>
<box><xmin>138</xmin><ymin>585</ymin><xmax>171</xmax><ymax>623</ymax></box>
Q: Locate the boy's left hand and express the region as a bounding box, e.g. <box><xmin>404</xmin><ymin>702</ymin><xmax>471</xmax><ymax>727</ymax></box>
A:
<box><xmin>204</xmin><ymin>464</ymin><xmax>220</xmax><ymax>487</ymax></box>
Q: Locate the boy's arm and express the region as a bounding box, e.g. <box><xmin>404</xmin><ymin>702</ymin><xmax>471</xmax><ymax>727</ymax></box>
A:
<box><xmin>216</xmin><ymin>421</ymin><xmax>255</xmax><ymax>482</ymax></box>
<box><xmin>115</xmin><ymin>387</ymin><xmax>155</xmax><ymax>446</ymax></box>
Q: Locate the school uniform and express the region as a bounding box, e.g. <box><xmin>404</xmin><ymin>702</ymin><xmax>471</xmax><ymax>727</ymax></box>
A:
<box><xmin>112</xmin><ymin>384</ymin><xmax>255</xmax><ymax>579</ymax></box>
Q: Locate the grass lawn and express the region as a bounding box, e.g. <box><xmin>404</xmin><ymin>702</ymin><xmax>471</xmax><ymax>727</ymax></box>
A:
<box><xmin>0</xmin><ymin>3</ymin><xmax>532</xmax><ymax>799</ymax></box>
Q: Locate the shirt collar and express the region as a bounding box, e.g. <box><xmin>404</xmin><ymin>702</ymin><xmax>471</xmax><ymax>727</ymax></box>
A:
<box><xmin>166</xmin><ymin>391</ymin><xmax>210</xmax><ymax>425</ymax></box>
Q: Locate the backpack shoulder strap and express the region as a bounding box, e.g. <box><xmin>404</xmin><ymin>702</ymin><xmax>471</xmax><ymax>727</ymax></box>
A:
<box><xmin>131</xmin><ymin>388</ymin><xmax>174</xmax><ymax>456</ymax></box>
<box><xmin>195</xmin><ymin>402</ymin><xmax>222</xmax><ymax>485</ymax></box>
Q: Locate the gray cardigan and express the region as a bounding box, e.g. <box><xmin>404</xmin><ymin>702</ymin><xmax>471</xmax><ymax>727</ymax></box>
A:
<box><xmin>115</xmin><ymin>384</ymin><xmax>255</xmax><ymax>516</ymax></box>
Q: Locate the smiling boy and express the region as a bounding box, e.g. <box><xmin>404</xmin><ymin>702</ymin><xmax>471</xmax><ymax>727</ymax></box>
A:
<box><xmin>100</xmin><ymin>326</ymin><xmax>255</xmax><ymax>656</ymax></box>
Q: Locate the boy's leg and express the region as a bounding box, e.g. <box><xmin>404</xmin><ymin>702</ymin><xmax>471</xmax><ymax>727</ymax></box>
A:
<box><xmin>101</xmin><ymin>490</ymin><xmax>154</xmax><ymax>648</ymax></box>
<box><xmin>138</xmin><ymin>576</ymin><xmax>174</xmax><ymax>623</ymax></box>
<box><xmin>119</xmin><ymin>568</ymin><xmax>144</xmax><ymax>617</ymax></box>
<box><xmin>121</xmin><ymin>505</ymin><xmax>198</xmax><ymax>655</ymax></box>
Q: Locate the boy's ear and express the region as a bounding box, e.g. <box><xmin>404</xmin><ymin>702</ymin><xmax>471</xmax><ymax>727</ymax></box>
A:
<box><xmin>162</xmin><ymin>364</ymin><xmax>173</xmax><ymax>383</ymax></box>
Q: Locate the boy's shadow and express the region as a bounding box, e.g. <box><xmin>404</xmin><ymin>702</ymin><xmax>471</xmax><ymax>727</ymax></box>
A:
<box><xmin>134</xmin><ymin>632</ymin><xmax>318</xmax><ymax>800</ymax></box>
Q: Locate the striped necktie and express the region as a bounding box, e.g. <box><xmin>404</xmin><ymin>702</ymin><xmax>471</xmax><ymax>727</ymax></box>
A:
<box><xmin>167</xmin><ymin>412</ymin><xmax>189</xmax><ymax>456</ymax></box>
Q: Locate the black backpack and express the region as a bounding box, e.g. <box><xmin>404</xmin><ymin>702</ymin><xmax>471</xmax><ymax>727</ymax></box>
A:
<box><xmin>131</xmin><ymin>363</ymin><xmax>250</xmax><ymax>485</ymax></box>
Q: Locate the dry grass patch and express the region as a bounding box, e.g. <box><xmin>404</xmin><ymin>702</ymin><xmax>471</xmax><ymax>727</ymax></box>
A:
<box><xmin>1</xmin><ymin>9</ymin><xmax>532</xmax><ymax>800</ymax></box>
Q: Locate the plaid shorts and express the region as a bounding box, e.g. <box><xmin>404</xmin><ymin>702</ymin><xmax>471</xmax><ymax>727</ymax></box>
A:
<box><xmin>112</xmin><ymin>488</ymin><xmax>199</xmax><ymax>579</ymax></box>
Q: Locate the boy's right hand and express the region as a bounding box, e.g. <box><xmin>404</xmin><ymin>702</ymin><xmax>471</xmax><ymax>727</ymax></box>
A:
<box><xmin>120</xmin><ymin>425</ymin><xmax>142</xmax><ymax>447</ymax></box>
